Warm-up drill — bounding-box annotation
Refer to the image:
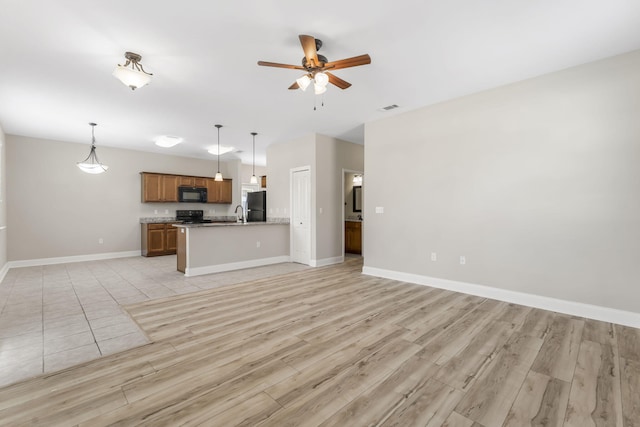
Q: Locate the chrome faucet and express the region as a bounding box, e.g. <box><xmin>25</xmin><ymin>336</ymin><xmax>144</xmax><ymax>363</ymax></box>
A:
<box><xmin>234</xmin><ymin>205</ymin><xmax>245</xmax><ymax>223</ymax></box>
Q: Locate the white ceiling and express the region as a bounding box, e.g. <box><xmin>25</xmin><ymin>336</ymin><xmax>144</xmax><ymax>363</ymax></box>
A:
<box><xmin>1</xmin><ymin>1</ymin><xmax>639</xmax><ymax>167</ymax></box>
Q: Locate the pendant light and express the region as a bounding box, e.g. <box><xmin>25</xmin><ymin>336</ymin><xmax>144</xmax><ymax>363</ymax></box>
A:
<box><xmin>77</xmin><ymin>123</ymin><xmax>108</xmax><ymax>174</ymax></box>
<box><xmin>250</xmin><ymin>132</ymin><xmax>258</xmax><ymax>184</ymax></box>
<box><xmin>214</xmin><ymin>124</ymin><xmax>223</xmax><ymax>181</ymax></box>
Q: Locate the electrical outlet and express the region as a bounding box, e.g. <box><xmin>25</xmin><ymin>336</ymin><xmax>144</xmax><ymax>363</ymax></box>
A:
<box><xmin>375</xmin><ymin>207</ymin><xmax>384</xmax><ymax>214</ymax></box>
<box><xmin>154</xmin><ymin>209</ymin><xmax>158</xmax><ymax>214</ymax></box>
<box><xmin>460</xmin><ymin>256</ymin><xmax>466</xmax><ymax>265</ymax></box>
<box><xmin>256</xmin><ymin>241</ymin><xmax>261</xmax><ymax>248</ymax></box>
<box><xmin>98</xmin><ymin>238</ymin><xmax>104</xmax><ymax>244</ymax></box>
<box><xmin>319</xmin><ymin>207</ymin><xmax>323</xmax><ymax>214</ymax></box>
<box><xmin>431</xmin><ymin>252</ymin><xmax>437</xmax><ymax>261</ymax></box>
<box><xmin>164</xmin><ymin>209</ymin><xmax>169</xmax><ymax>214</ymax></box>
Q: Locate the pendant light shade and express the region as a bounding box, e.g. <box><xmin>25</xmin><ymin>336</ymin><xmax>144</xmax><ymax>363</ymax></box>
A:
<box><xmin>77</xmin><ymin>123</ymin><xmax>108</xmax><ymax>174</ymax></box>
<box><xmin>296</xmin><ymin>74</ymin><xmax>312</xmax><ymax>91</ymax></box>
<box><xmin>214</xmin><ymin>124</ymin><xmax>223</xmax><ymax>181</ymax></box>
<box><xmin>250</xmin><ymin>132</ymin><xmax>258</xmax><ymax>184</ymax></box>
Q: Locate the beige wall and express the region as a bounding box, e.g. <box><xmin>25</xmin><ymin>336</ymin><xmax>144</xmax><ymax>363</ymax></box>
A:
<box><xmin>315</xmin><ymin>135</ymin><xmax>364</xmax><ymax>260</ymax></box>
<box><xmin>266</xmin><ymin>133</ymin><xmax>363</xmax><ymax>263</ymax></box>
<box><xmin>364</xmin><ymin>49</ymin><xmax>640</xmax><ymax>314</ymax></box>
<box><xmin>0</xmin><ymin>123</ymin><xmax>6</xmax><ymax>273</ymax></box>
<box><xmin>6</xmin><ymin>135</ymin><xmax>241</xmax><ymax>262</ymax></box>
<box><xmin>266</xmin><ymin>134</ymin><xmax>315</xmax><ymax>221</ymax></box>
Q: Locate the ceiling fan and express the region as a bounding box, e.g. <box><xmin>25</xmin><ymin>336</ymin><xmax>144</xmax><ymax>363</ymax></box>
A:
<box><xmin>258</xmin><ymin>35</ymin><xmax>371</xmax><ymax>94</ymax></box>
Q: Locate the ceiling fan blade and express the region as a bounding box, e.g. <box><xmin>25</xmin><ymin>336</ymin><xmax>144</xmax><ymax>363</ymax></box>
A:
<box><xmin>257</xmin><ymin>61</ymin><xmax>305</xmax><ymax>70</ymax></box>
<box><xmin>326</xmin><ymin>72</ymin><xmax>351</xmax><ymax>89</ymax></box>
<box><xmin>324</xmin><ymin>54</ymin><xmax>371</xmax><ymax>70</ymax></box>
<box><xmin>299</xmin><ymin>34</ymin><xmax>319</xmax><ymax>67</ymax></box>
<box><xmin>288</xmin><ymin>81</ymin><xmax>300</xmax><ymax>90</ymax></box>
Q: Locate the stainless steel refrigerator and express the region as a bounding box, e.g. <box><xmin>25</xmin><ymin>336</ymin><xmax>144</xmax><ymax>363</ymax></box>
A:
<box><xmin>247</xmin><ymin>191</ymin><xmax>266</xmax><ymax>222</ymax></box>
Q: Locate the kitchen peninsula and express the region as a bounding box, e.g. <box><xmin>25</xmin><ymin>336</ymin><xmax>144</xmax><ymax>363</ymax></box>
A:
<box><xmin>175</xmin><ymin>221</ymin><xmax>290</xmax><ymax>276</ymax></box>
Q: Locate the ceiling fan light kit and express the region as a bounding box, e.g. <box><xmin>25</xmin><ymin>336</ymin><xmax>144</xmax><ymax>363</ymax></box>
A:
<box><xmin>113</xmin><ymin>52</ymin><xmax>153</xmax><ymax>90</ymax></box>
<box><xmin>258</xmin><ymin>34</ymin><xmax>371</xmax><ymax>96</ymax></box>
<box><xmin>77</xmin><ymin>122</ymin><xmax>108</xmax><ymax>174</ymax></box>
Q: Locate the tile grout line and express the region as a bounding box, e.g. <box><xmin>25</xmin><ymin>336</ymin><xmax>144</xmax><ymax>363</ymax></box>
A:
<box><xmin>69</xmin><ymin>275</ymin><xmax>103</xmax><ymax>358</ymax></box>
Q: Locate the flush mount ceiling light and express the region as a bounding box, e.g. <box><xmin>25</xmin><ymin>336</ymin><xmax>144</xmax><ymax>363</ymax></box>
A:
<box><xmin>250</xmin><ymin>132</ymin><xmax>258</xmax><ymax>184</ymax></box>
<box><xmin>155</xmin><ymin>135</ymin><xmax>183</xmax><ymax>148</ymax></box>
<box><xmin>207</xmin><ymin>145</ymin><xmax>234</xmax><ymax>156</ymax></box>
<box><xmin>113</xmin><ymin>52</ymin><xmax>153</xmax><ymax>90</ymax></box>
<box><xmin>214</xmin><ymin>124</ymin><xmax>223</xmax><ymax>181</ymax></box>
<box><xmin>77</xmin><ymin>123</ymin><xmax>108</xmax><ymax>174</ymax></box>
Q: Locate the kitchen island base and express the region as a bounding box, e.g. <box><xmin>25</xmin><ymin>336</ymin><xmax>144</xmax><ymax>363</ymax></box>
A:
<box><xmin>175</xmin><ymin>222</ymin><xmax>290</xmax><ymax>277</ymax></box>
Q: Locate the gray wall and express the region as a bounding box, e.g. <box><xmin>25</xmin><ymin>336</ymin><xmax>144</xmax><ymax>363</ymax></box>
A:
<box><xmin>6</xmin><ymin>135</ymin><xmax>240</xmax><ymax>262</ymax></box>
<box><xmin>364</xmin><ymin>49</ymin><xmax>640</xmax><ymax>314</ymax></box>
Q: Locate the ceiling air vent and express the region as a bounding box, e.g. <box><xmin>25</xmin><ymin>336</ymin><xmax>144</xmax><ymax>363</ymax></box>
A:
<box><xmin>379</xmin><ymin>104</ymin><xmax>399</xmax><ymax>112</ymax></box>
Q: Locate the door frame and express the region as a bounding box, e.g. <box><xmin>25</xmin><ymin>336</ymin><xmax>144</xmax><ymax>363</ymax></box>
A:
<box><xmin>342</xmin><ymin>168</ymin><xmax>363</xmax><ymax>258</ymax></box>
<box><xmin>290</xmin><ymin>165</ymin><xmax>311</xmax><ymax>265</ymax></box>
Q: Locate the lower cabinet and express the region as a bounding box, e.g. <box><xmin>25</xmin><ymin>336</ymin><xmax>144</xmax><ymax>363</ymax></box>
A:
<box><xmin>345</xmin><ymin>221</ymin><xmax>362</xmax><ymax>254</ymax></box>
<box><xmin>141</xmin><ymin>223</ymin><xmax>178</xmax><ymax>256</ymax></box>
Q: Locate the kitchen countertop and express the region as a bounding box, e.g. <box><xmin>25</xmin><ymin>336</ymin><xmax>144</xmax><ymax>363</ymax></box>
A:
<box><xmin>140</xmin><ymin>216</ymin><xmax>236</xmax><ymax>224</ymax></box>
<box><xmin>174</xmin><ymin>221</ymin><xmax>289</xmax><ymax>228</ymax></box>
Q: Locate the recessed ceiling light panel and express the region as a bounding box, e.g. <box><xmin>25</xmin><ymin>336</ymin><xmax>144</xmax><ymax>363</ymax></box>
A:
<box><xmin>155</xmin><ymin>135</ymin><xmax>183</xmax><ymax>148</ymax></box>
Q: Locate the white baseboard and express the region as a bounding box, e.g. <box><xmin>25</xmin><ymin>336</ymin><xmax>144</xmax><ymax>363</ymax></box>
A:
<box><xmin>310</xmin><ymin>256</ymin><xmax>344</xmax><ymax>268</ymax></box>
<box><xmin>362</xmin><ymin>266</ymin><xmax>640</xmax><ymax>329</ymax></box>
<box><xmin>185</xmin><ymin>255</ymin><xmax>291</xmax><ymax>277</ymax></box>
<box><xmin>7</xmin><ymin>251</ymin><xmax>141</xmax><ymax>269</ymax></box>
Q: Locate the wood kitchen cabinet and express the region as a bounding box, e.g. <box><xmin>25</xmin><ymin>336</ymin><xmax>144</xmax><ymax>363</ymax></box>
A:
<box><xmin>141</xmin><ymin>173</ymin><xmax>179</xmax><ymax>202</ymax></box>
<box><xmin>345</xmin><ymin>221</ymin><xmax>362</xmax><ymax>254</ymax></box>
<box><xmin>142</xmin><ymin>172</ymin><xmax>229</xmax><ymax>203</ymax></box>
<box><xmin>206</xmin><ymin>178</ymin><xmax>232</xmax><ymax>204</ymax></box>
<box><xmin>141</xmin><ymin>222</ymin><xmax>178</xmax><ymax>256</ymax></box>
<box><xmin>179</xmin><ymin>176</ymin><xmax>207</xmax><ymax>187</ymax></box>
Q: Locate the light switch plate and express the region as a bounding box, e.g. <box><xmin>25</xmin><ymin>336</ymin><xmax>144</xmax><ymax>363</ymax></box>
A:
<box><xmin>375</xmin><ymin>207</ymin><xmax>384</xmax><ymax>214</ymax></box>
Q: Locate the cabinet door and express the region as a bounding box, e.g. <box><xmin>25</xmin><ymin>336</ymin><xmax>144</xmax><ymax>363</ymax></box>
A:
<box><xmin>162</xmin><ymin>175</ymin><xmax>179</xmax><ymax>202</ymax></box>
<box><xmin>218</xmin><ymin>179</ymin><xmax>232</xmax><ymax>204</ymax></box>
<box><xmin>206</xmin><ymin>178</ymin><xmax>218</xmax><ymax>203</ymax></box>
<box><xmin>147</xmin><ymin>225</ymin><xmax>166</xmax><ymax>255</ymax></box>
<box><xmin>194</xmin><ymin>177</ymin><xmax>207</xmax><ymax>187</ymax></box>
<box><xmin>179</xmin><ymin>176</ymin><xmax>194</xmax><ymax>186</ymax></box>
<box><xmin>142</xmin><ymin>174</ymin><xmax>163</xmax><ymax>202</ymax></box>
<box><xmin>165</xmin><ymin>226</ymin><xmax>177</xmax><ymax>252</ymax></box>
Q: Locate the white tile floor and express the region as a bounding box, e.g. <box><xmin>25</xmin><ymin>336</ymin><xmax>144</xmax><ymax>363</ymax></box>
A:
<box><xmin>0</xmin><ymin>255</ymin><xmax>310</xmax><ymax>387</ymax></box>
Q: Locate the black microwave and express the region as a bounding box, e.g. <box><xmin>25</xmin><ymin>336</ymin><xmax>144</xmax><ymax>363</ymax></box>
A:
<box><xmin>178</xmin><ymin>186</ymin><xmax>207</xmax><ymax>203</ymax></box>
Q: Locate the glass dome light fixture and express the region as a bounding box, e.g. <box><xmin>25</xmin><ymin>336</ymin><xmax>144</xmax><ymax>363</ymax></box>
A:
<box><xmin>214</xmin><ymin>124</ymin><xmax>223</xmax><ymax>181</ymax></box>
<box><xmin>314</xmin><ymin>72</ymin><xmax>329</xmax><ymax>87</ymax></box>
<box><xmin>250</xmin><ymin>132</ymin><xmax>258</xmax><ymax>184</ymax></box>
<box><xmin>77</xmin><ymin>123</ymin><xmax>108</xmax><ymax>174</ymax></box>
<box><xmin>112</xmin><ymin>52</ymin><xmax>153</xmax><ymax>90</ymax></box>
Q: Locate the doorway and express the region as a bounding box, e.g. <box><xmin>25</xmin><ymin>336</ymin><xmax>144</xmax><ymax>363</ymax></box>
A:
<box><xmin>343</xmin><ymin>169</ymin><xmax>363</xmax><ymax>258</ymax></box>
<box><xmin>291</xmin><ymin>167</ymin><xmax>311</xmax><ymax>265</ymax></box>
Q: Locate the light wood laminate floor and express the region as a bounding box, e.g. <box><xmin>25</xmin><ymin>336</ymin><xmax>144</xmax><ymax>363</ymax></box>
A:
<box><xmin>0</xmin><ymin>258</ymin><xmax>638</xmax><ymax>426</ymax></box>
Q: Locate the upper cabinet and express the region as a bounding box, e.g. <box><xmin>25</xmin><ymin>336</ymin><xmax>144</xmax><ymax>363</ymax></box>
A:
<box><xmin>141</xmin><ymin>172</ymin><xmax>231</xmax><ymax>203</ymax></box>
<box><xmin>142</xmin><ymin>173</ymin><xmax>179</xmax><ymax>202</ymax></box>
<box><xmin>206</xmin><ymin>178</ymin><xmax>232</xmax><ymax>204</ymax></box>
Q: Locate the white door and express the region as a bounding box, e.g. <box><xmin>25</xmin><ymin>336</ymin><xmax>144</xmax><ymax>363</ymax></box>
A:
<box><xmin>291</xmin><ymin>168</ymin><xmax>311</xmax><ymax>265</ymax></box>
